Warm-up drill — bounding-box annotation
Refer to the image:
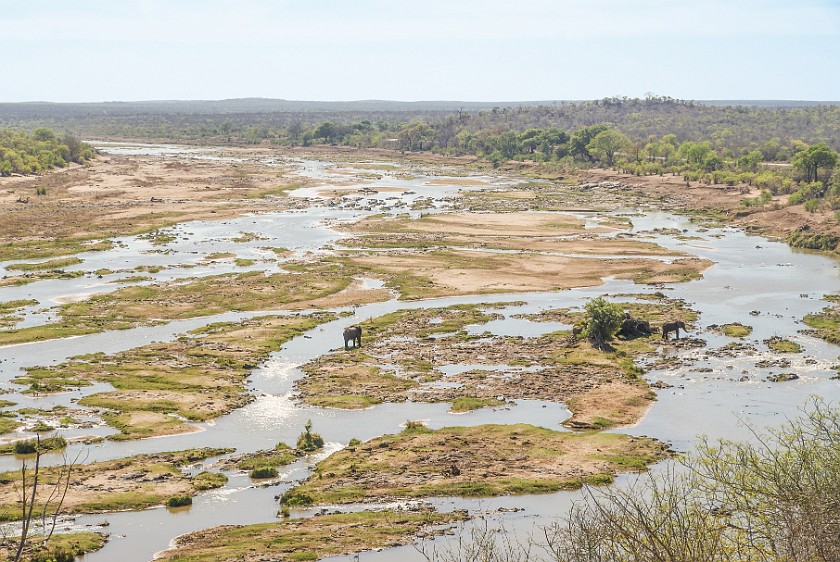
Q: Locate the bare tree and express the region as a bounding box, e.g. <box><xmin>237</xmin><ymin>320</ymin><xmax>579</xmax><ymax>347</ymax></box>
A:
<box><xmin>10</xmin><ymin>435</ymin><xmax>84</xmax><ymax>562</ymax></box>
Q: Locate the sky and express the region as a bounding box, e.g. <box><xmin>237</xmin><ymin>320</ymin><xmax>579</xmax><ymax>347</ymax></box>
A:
<box><xmin>3</xmin><ymin>0</ymin><xmax>839</xmax><ymax>103</ymax></box>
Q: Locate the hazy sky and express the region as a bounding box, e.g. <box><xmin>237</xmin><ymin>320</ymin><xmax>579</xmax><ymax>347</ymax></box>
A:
<box><xmin>4</xmin><ymin>0</ymin><xmax>839</xmax><ymax>102</ymax></box>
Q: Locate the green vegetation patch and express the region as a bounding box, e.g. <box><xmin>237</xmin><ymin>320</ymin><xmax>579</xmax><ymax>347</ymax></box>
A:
<box><xmin>0</xmin><ymin>436</ymin><xmax>67</xmax><ymax>455</ymax></box>
<box><xmin>0</xmin><ymin>299</ymin><xmax>38</xmax><ymax>311</ymax></box>
<box><xmin>0</xmin><ymin>263</ymin><xmax>354</xmax><ymax>346</ymax></box>
<box><xmin>6</xmin><ymin>257</ymin><xmax>83</xmax><ymax>272</ymax></box>
<box><xmin>764</xmin><ymin>336</ymin><xmax>803</xmax><ymax>353</ymax></box>
<box><xmin>281</xmin><ymin>424</ymin><xmax>668</xmax><ymax>505</ymax></box>
<box><xmin>0</xmin><ymin>238</ymin><xmax>113</xmax><ymax>262</ymax></box>
<box><xmin>803</xmin><ymin>297</ymin><xmax>840</xmax><ymax>344</ymax></box>
<box><xmin>0</xmin><ymin>418</ymin><xmax>21</xmax><ymax>435</ymax></box>
<box><xmin>232</xmin><ymin>443</ymin><xmax>297</xmax><ymax>472</ymax></box>
<box><xmin>720</xmin><ymin>323</ymin><xmax>753</xmax><ymax>338</ymax></box>
<box><xmin>787</xmin><ymin>230</ymin><xmax>840</xmax><ymax>252</ymax></box>
<box><xmin>0</xmin><ymin>298</ymin><xmax>38</xmax><ymax>328</ymax></box>
<box><xmin>0</xmin><ymin>531</ymin><xmax>108</xmax><ymax>562</ymax></box>
<box><xmin>156</xmin><ymin>509</ymin><xmax>466</xmax><ymax>562</ymax></box>
<box><xmin>297</xmin><ymin>305</ymin><xmax>507</xmax><ymax>408</ymax></box>
<box><xmin>19</xmin><ymin>312</ymin><xmax>337</xmax><ymax>439</ymax></box>
<box><xmin>449</xmin><ymin>397</ymin><xmax>506</xmax><ymax>413</ymax></box>
<box><xmin>192</xmin><ymin>471</ymin><xmax>228</xmax><ymax>490</ymax></box>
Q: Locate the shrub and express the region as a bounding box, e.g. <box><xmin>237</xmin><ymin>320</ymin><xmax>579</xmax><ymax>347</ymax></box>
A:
<box><xmin>166</xmin><ymin>495</ymin><xmax>192</xmax><ymax>508</ymax></box>
<box><xmin>250</xmin><ymin>466</ymin><xmax>279</xmax><ymax>479</ymax></box>
<box><xmin>14</xmin><ymin>440</ymin><xmax>37</xmax><ymax>454</ymax></box>
<box><xmin>280</xmin><ymin>489</ymin><xmax>314</xmax><ymax>506</ymax></box>
<box><xmin>583</xmin><ymin>297</ymin><xmax>625</xmax><ymax>346</ymax></box>
<box><xmin>296</xmin><ymin>419</ymin><xmax>324</xmax><ymax>452</ymax></box>
<box><xmin>193</xmin><ymin>471</ymin><xmax>228</xmax><ymax>490</ymax></box>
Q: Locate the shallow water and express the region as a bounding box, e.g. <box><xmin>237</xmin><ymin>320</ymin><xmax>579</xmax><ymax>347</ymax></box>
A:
<box><xmin>2</xmin><ymin>145</ymin><xmax>840</xmax><ymax>561</ymax></box>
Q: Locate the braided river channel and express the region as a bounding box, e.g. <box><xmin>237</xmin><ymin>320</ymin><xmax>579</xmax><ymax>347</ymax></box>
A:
<box><xmin>1</xmin><ymin>144</ymin><xmax>839</xmax><ymax>561</ymax></box>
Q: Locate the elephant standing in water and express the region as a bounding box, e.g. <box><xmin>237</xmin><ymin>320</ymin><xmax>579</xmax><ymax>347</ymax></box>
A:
<box><xmin>661</xmin><ymin>320</ymin><xmax>687</xmax><ymax>340</ymax></box>
<box><xmin>343</xmin><ymin>325</ymin><xmax>362</xmax><ymax>350</ymax></box>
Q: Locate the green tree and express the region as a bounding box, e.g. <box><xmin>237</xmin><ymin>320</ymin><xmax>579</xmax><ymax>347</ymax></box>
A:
<box><xmin>586</xmin><ymin>129</ymin><xmax>630</xmax><ymax>166</ymax></box>
<box><xmin>569</xmin><ymin>124</ymin><xmax>609</xmax><ymax>163</ymax></box>
<box><xmin>313</xmin><ymin>122</ymin><xmax>338</xmax><ymax>144</ymax></box>
<box><xmin>793</xmin><ymin>142</ymin><xmax>839</xmax><ymax>184</ymax></box>
<box><xmin>583</xmin><ymin>297</ymin><xmax>624</xmax><ymax>348</ymax></box>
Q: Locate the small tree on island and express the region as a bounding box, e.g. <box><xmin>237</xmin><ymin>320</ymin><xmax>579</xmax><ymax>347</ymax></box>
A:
<box><xmin>583</xmin><ymin>297</ymin><xmax>624</xmax><ymax>349</ymax></box>
<box><xmin>296</xmin><ymin>419</ymin><xmax>325</xmax><ymax>453</ymax></box>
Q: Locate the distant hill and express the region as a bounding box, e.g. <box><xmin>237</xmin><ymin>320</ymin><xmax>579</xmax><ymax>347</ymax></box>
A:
<box><xmin>1</xmin><ymin>98</ymin><xmax>837</xmax><ymax>118</ymax></box>
<box><xmin>0</xmin><ymin>98</ymin><xmax>548</xmax><ymax>118</ymax></box>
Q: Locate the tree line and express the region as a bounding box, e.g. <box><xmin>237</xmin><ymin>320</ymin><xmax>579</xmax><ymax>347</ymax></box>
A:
<box><xmin>0</xmin><ymin>128</ymin><xmax>94</xmax><ymax>176</ymax></box>
<box><xmin>3</xmin><ymin>98</ymin><xmax>840</xmax><ymax>216</ymax></box>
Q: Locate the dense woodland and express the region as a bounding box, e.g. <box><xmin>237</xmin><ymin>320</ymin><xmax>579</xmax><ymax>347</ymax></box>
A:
<box><xmin>0</xmin><ymin>128</ymin><xmax>93</xmax><ymax>176</ymax></box>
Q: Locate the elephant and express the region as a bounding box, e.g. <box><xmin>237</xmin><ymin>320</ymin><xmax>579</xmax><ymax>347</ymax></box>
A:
<box><xmin>661</xmin><ymin>320</ymin><xmax>686</xmax><ymax>340</ymax></box>
<box><xmin>343</xmin><ymin>325</ymin><xmax>362</xmax><ymax>350</ymax></box>
<box><xmin>619</xmin><ymin>315</ymin><xmax>652</xmax><ymax>339</ymax></box>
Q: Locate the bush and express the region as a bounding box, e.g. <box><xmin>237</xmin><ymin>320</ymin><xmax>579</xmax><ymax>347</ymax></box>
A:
<box><xmin>249</xmin><ymin>466</ymin><xmax>279</xmax><ymax>479</ymax></box>
<box><xmin>804</xmin><ymin>198</ymin><xmax>821</xmax><ymax>213</ymax></box>
<box><xmin>280</xmin><ymin>490</ymin><xmax>314</xmax><ymax>507</ymax></box>
<box><xmin>193</xmin><ymin>471</ymin><xmax>228</xmax><ymax>490</ymax></box>
<box><xmin>296</xmin><ymin>419</ymin><xmax>324</xmax><ymax>452</ymax></box>
<box><xmin>545</xmin><ymin>399</ymin><xmax>840</xmax><ymax>561</ymax></box>
<box><xmin>14</xmin><ymin>439</ymin><xmax>37</xmax><ymax>454</ymax></box>
<box><xmin>583</xmin><ymin>297</ymin><xmax>625</xmax><ymax>346</ymax></box>
<box><xmin>166</xmin><ymin>495</ymin><xmax>192</xmax><ymax>508</ymax></box>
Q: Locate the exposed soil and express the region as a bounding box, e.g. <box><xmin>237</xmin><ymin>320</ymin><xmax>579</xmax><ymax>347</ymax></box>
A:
<box><xmin>0</xmin><ymin>448</ymin><xmax>230</xmax><ymax>520</ymax></box>
<box><xmin>296</xmin><ymin>299</ymin><xmax>698</xmax><ymax>429</ymax></box>
<box><xmin>0</xmin><ymin>148</ymin><xmax>312</xmax><ymax>257</ymax></box>
<box><xmin>157</xmin><ymin>509</ymin><xmax>467</xmax><ymax>562</ymax></box>
<box><xmin>283</xmin><ymin>424</ymin><xmax>670</xmax><ymax>505</ymax></box>
<box><xmin>576</xmin><ymin>168</ymin><xmax>840</xmax><ymax>242</ymax></box>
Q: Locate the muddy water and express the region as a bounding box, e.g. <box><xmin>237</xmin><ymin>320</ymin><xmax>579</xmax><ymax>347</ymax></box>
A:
<box><xmin>2</xmin><ymin>145</ymin><xmax>840</xmax><ymax>561</ymax></box>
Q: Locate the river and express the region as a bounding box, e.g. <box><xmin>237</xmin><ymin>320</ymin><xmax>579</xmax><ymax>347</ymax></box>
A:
<box><xmin>0</xmin><ymin>144</ymin><xmax>838</xmax><ymax>561</ymax></box>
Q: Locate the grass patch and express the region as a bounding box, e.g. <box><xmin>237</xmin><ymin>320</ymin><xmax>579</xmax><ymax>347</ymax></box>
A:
<box><xmin>765</xmin><ymin>336</ymin><xmax>802</xmax><ymax>353</ymax></box>
<box><xmin>0</xmin><ymin>418</ymin><xmax>21</xmax><ymax>435</ymax></box>
<box><xmin>803</xmin><ymin>298</ymin><xmax>840</xmax><ymax>344</ymax></box>
<box><xmin>7</xmin><ymin>257</ymin><xmax>83</xmax><ymax>272</ymax></box>
<box><xmin>0</xmin><ymin>531</ymin><xmax>108</xmax><ymax>561</ymax></box>
<box><xmin>0</xmin><ymin>299</ymin><xmax>38</xmax><ymax>311</ymax></box>
<box><xmin>449</xmin><ymin>397</ymin><xmax>506</xmax><ymax>413</ymax></box>
<box><xmin>721</xmin><ymin>323</ymin><xmax>753</xmax><ymax>337</ymax></box>
<box><xmin>298</xmin><ymin>353</ymin><xmax>417</xmax><ymax>409</ymax></box>
<box><xmin>192</xmin><ymin>471</ymin><xmax>228</xmax><ymax>490</ymax></box>
<box><xmin>0</xmin><ymin>238</ymin><xmax>113</xmax><ymax>262</ymax></box>
<box><xmin>235</xmin><ymin>443</ymin><xmax>296</xmax><ymax>471</ymax></box>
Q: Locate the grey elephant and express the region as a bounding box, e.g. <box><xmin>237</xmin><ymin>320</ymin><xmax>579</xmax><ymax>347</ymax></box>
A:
<box><xmin>619</xmin><ymin>315</ymin><xmax>652</xmax><ymax>339</ymax></box>
<box><xmin>661</xmin><ymin>320</ymin><xmax>686</xmax><ymax>340</ymax></box>
<box><xmin>343</xmin><ymin>325</ymin><xmax>362</xmax><ymax>350</ymax></box>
